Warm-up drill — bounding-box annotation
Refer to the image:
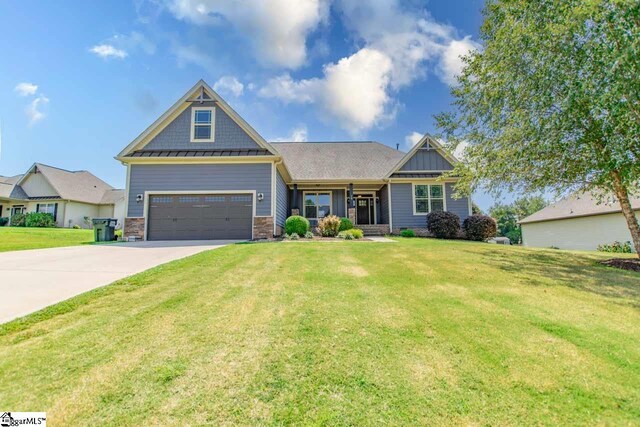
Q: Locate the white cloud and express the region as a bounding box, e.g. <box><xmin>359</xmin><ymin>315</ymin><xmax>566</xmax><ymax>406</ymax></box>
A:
<box><xmin>258</xmin><ymin>1</ymin><xmax>480</xmax><ymax>134</ymax></box>
<box><xmin>26</xmin><ymin>95</ymin><xmax>50</xmax><ymax>126</ymax></box>
<box><xmin>453</xmin><ymin>140</ymin><xmax>469</xmax><ymax>161</ymax></box>
<box><xmin>405</xmin><ymin>131</ymin><xmax>423</xmax><ymax>149</ymax></box>
<box><xmin>436</xmin><ymin>37</ymin><xmax>481</xmax><ymax>85</ymax></box>
<box><xmin>260</xmin><ymin>48</ymin><xmax>394</xmax><ymax>135</ymax></box>
<box><xmin>272</xmin><ymin>125</ymin><xmax>308</xmax><ymax>142</ymax></box>
<box><xmin>89</xmin><ymin>44</ymin><xmax>128</xmax><ymax>59</ymax></box>
<box><xmin>166</xmin><ymin>0</ymin><xmax>328</xmax><ymax>68</ymax></box>
<box><xmin>170</xmin><ymin>42</ymin><xmax>215</xmax><ymax>69</ymax></box>
<box><xmin>14</xmin><ymin>82</ymin><xmax>38</xmax><ymax>96</ymax></box>
<box><xmin>111</xmin><ymin>31</ymin><xmax>157</xmax><ymax>55</ymax></box>
<box><xmin>213</xmin><ymin>76</ymin><xmax>244</xmax><ymax>97</ymax></box>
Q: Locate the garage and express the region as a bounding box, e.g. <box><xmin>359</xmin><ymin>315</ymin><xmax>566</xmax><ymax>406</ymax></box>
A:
<box><xmin>147</xmin><ymin>193</ymin><xmax>253</xmax><ymax>240</ymax></box>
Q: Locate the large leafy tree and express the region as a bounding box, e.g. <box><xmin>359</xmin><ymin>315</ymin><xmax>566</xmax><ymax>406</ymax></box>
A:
<box><xmin>436</xmin><ymin>0</ymin><xmax>640</xmax><ymax>255</ymax></box>
<box><xmin>490</xmin><ymin>196</ymin><xmax>547</xmax><ymax>243</ymax></box>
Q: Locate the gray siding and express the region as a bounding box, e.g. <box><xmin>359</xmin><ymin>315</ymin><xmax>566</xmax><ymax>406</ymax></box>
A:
<box><xmin>275</xmin><ymin>169</ymin><xmax>288</xmax><ymax>227</ymax></box>
<box><xmin>379</xmin><ymin>185</ymin><xmax>389</xmax><ymax>224</ymax></box>
<box><xmin>400</xmin><ymin>148</ymin><xmax>453</xmax><ymax>171</ymax></box>
<box><xmin>390</xmin><ymin>182</ymin><xmax>470</xmax><ymax>228</ymax></box>
<box><xmin>143</xmin><ymin>101</ymin><xmax>262</xmax><ymax>151</ymax></box>
<box><xmin>127</xmin><ymin>163</ymin><xmax>272</xmax><ymax>217</ymax></box>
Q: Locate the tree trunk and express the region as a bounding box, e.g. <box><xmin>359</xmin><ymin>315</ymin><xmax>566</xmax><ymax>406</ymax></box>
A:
<box><xmin>611</xmin><ymin>171</ymin><xmax>640</xmax><ymax>257</ymax></box>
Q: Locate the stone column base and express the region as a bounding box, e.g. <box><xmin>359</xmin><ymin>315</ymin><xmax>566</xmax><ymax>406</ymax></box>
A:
<box><xmin>253</xmin><ymin>216</ymin><xmax>274</xmax><ymax>240</ymax></box>
<box><xmin>124</xmin><ymin>217</ymin><xmax>145</xmax><ymax>240</ymax></box>
<box><xmin>348</xmin><ymin>207</ymin><xmax>356</xmax><ymax>224</ymax></box>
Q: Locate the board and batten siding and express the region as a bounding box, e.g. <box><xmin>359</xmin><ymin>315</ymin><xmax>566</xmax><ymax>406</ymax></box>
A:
<box><xmin>378</xmin><ymin>185</ymin><xmax>389</xmax><ymax>224</ymax></box>
<box><xmin>400</xmin><ymin>148</ymin><xmax>453</xmax><ymax>171</ymax></box>
<box><xmin>127</xmin><ymin>163</ymin><xmax>272</xmax><ymax>217</ymax></box>
<box><xmin>142</xmin><ymin>102</ymin><xmax>262</xmax><ymax>151</ymax></box>
<box><xmin>275</xmin><ymin>169</ymin><xmax>288</xmax><ymax>227</ymax></box>
<box><xmin>390</xmin><ymin>182</ymin><xmax>470</xmax><ymax>228</ymax></box>
<box><xmin>522</xmin><ymin>211</ymin><xmax>639</xmax><ymax>251</ymax></box>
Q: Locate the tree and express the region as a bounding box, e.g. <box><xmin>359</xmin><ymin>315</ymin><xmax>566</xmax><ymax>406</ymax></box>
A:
<box><xmin>490</xmin><ymin>196</ymin><xmax>547</xmax><ymax>243</ymax></box>
<box><xmin>436</xmin><ymin>0</ymin><xmax>640</xmax><ymax>256</ymax></box>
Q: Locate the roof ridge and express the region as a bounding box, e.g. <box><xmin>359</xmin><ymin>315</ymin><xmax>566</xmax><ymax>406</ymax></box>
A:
<box><xmin>34</xmin><ymin>162</ymin><xmax>80</xmax><ymax>173</ymax></box>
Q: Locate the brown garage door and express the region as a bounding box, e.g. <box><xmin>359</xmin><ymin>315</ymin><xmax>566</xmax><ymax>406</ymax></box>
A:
<box><xmin>147</xmin><ymin>194</ymin><xmax>253</xmax><ymax>240</ymax></box>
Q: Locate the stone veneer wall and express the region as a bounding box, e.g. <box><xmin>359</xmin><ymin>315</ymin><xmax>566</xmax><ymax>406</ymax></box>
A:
<box><xmin>392</xmin><ymin>227</ymin><xmax>432</xmax><ymax>237</ymax></box>
<box><xmin>124</xmin><ymin>217</ymin><xmax>145</xmax><ymax>240</ymax></box>
<box><xmin>253</xmin><ymin>216</ymin><xmax>274</xmax><ymax>240</ymax></box>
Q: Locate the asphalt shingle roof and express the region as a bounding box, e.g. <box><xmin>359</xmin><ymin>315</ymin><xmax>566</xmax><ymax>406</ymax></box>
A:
<box><xmin>1</xmin><ymin>164</ymin><xmax>123</xmax><ymax>205</ymax></box>
<box><xmin>271</xmin><ymin>141</ymin><xmax>405</xmax><ymax>181</ymax></box>
<box><xmin>519</xmin><ymin>192</ymin><xmax>640</xmax><ymax>224</ymax></box>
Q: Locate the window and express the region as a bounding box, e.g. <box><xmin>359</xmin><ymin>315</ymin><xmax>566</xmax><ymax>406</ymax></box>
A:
<box><xmin>190</xmin><ymin>107</ymin><xmax>215</xmax><ymax>142</ymax></box>
<box><xmin>413</xmin><ymin>184</ymin><xmax>445</xmax><ymax>215</ymax></box>
<box><xmin>37</xmin><ymin>203</ymin><xmax>57</xmax><ymax>221</ymax></box>
<box><xmin>304</xmin><ymin>192</ymin><xmax>331</xmax><ymax>220</ymax></box>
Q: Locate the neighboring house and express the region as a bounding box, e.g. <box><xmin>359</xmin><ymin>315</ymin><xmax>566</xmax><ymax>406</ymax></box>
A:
<box><xmin>520</xmin><ymin>192</ymin><xmax>640</xmax><ymax>251</ymax></box>
<box><xmin>117</xmin><ymin>80</ymin><xmax>471</xmax><ymax>241</ymax></box>
<box><xmin>0</xmin><ymin>163</ymin><xmax>125</xmax><ymax>228</ymax></box>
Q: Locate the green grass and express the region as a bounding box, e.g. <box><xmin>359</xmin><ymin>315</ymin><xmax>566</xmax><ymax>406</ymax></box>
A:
<box><xmin>1</xmin><ymin>239</ymin><xmax>639</xmax><ymax>425</ymax></box>
<box><xmin>0</xmin><ymin>227</ymin><xmax>94</xmax><ymax>252</ymax></box>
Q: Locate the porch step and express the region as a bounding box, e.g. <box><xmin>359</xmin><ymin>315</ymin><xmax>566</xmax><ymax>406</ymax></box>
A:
<box><xmin>357</xmin><ymin>224</ymin><xmax>390</xmax><ymax>236</ymax></box>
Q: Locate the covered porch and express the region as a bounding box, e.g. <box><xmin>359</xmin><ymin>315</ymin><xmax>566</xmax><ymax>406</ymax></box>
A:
<box><xmin>288</xmin><ymin>182</ymin><xmax>391</xmax><ymax>235</ymax></box>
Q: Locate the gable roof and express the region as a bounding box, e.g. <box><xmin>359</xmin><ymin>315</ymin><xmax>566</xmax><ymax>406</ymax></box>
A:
<box><xmin>272</xmin><ymin>141</ymin><xmax>405</xmax><ymax>181</ymax></box>
<box><xmin>13</xmin><ymin>163</ymin><xmax>119</xmax><ymax>205</ymax></box>
<box><xmin>117</xmin><ymin>80</ymin><xmax>277</xmax><ymax>158</ymax></box>
<box><xmin>386</xmin><ymin>134</ymin><xmax>459</xmax><ymax>178</ymax></box>
<box><xmin>519</xmin><ymin>192</ymin><xmax>640</xmax><ymax>224</ymax></box>
<box><xmin>0</xmin><ymin>175</ymin><xmax>28</xmax><ymax>200</ymax></box>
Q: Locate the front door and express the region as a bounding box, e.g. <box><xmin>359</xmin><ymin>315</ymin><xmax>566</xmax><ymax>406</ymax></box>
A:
<box><xmin>356</xmin><ymin>198</ymin><xmax>373</xmax><ymax>225</ymax></box>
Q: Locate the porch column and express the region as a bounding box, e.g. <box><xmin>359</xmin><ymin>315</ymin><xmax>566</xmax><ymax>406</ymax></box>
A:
<box><xmin>348</xmin><ymin>183</ymin><xmax>356</xmax><ymax>224</ymax></box>
<box><xmin>291</xmin><ymin>184</ymin><xmax>299</xmax><ymax>216</ymax></box>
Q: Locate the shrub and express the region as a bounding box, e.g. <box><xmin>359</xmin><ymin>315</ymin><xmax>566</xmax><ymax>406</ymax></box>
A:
<box><xmin>285</xmin><ymin>215</ymin><xmax>310</xmax><ymax>236</ymax></box>
<box><xmin>598</xmin><ymin>241</ymin><xmax>633</xmax><ymax>253</ymax></box>
<box><xmin>304</xmin><ymin>231</ymin><xmax>314</xmax><ymax>239</ymax></box>
<box><xmin>10</xmin><ymin>213</ymin><xmax>25</xmax><ymax>227</ymax></box>
<box><xmin>25</xmin><ymin>212</ymin><xmax>56</xmax><ymax>228</ymax></box>
<box><xmin>350</xmin><ymin>228</ymin><xmax>364</xmax><ymax>239</ymax></box>
<box><xmin>339</xmin><ymin>217</ymin><xmax>354</xmax><ymax>231</ymax></box>
<box><xmin>0</xmin><ymin>217</ymin><xmax>8</xmax><ymax>226</ymax></box>
<box><xmin>72</xmin><ymin>224</ymin><xmax>82</xmax><ymax>229</ymax></box>
<box><xmin>318</xmin><ymin>215</ymin><xmax>341</xmax><ymax>237</ymax></box>
<box><xmin>284</xmin><ymin>233</ymin><xmax>300</xmax><ymax>240</ymax></box>
<box><xmin>426</xmin><ymin>211</ymin><xmax>460</xmax><ymax>239</ymax></box>
<box><xmin>337</xmin><ymin>229</ymin><xmax>363</xmax><ymax>240</ymax></box>
<box><xmin>463</xmin><ymin>214</ymin><xmax>497</xmax><ymax>241</ymax></box>
<box><xmin>400</xmin><ymin>229</ymin><xmax>416</xmax><ymax>238</ymax></box>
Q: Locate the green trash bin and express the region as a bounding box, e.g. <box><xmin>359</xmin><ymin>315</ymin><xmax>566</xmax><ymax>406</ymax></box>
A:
<box><xmin>92</xmin><ymin>218</ymin><xmax>117</xmax><ymax>242</ymax></box>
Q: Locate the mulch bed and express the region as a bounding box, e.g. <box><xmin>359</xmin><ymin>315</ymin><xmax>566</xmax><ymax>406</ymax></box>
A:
<box><xmin>600</xmin><ymin>258</ymin><xmax>640</xmax><ymax>272</ymax></box>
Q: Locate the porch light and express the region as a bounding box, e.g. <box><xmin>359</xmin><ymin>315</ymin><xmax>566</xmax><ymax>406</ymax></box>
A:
<box><xmin>257</xmin><ymin>193</ymin><xmax>264</xmax><ymax>202</ymax></box>
<box><xmin>136</xmin><ymin>194</ymin><xmax>144</xmax><ymax>203</ymax></box>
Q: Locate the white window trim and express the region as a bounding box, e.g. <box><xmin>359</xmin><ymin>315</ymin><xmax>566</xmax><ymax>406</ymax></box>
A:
<box><xmin>412</xmin><ymin>183</ymin><xmax>447</xmax><ymax>215</ymax></box>
<box><xmin>190</xmin><ymin>106</ymin><xmax>216</xmax><ymax>143</ymax></box>
<box><xmin>303</xmin><ymin>191</ymin><xmax>332</xmax><ymax>221</ymax></box>
<box><xmin>38</xmin><ymin>203</ymin><xmax>56</xmax><ymax>215</ymax></box>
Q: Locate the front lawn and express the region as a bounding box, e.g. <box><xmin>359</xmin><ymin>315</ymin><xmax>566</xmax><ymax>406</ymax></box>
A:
<box><xmin>0</xmin><ymin>227</ymin><xmax>94</xmax><ymax>252</ymax></box>
<box><xmin>1</xmin><ymin>239</ymin><xmax>638</xmax><ymax>424</ymax></box>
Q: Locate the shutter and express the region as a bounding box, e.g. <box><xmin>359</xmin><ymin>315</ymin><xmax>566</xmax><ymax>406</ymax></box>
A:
<box><xmin>36</xmin><ymin>204</ymin><xmax>40</xmax><ymax>212</ymax></box>
<box><xmin>54</xmin><ymin>203</ymin><xmax>58</xmax><ymax>222</ymax></box>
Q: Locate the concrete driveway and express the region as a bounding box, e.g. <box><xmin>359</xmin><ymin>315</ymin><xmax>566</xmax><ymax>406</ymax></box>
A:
<box><xmin>0</xmin><ymin>240</ymin><xmax>236</xmax><ymax>324</ymax></box>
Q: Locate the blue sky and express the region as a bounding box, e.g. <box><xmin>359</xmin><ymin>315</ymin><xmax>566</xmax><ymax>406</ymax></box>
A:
<box><xmin>0</xmin><ymin>0</ymin><xmax>506</xmax><ymax>210</ymax></box>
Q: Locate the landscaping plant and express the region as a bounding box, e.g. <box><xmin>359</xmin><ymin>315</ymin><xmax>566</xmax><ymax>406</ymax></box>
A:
<box><xmin>25</xmin><ymin>212</ymin><xmax>56</xmax><ymax>228</ymax></box>
<box><xmin>10</xmin><ymin>213</ymin><xmax>25</xmax><ymax>227</ymax></box>
<box><xmin>436</xmin><ymin>0</ymin><xmax>640</xmax><ymax>257</ymax></box>
<box><xmin>0</xmin><ymin>217</ymin><xmax>8</xmax><ymax>226</ymax></box>
<box><xmin>426</xmin><ymin>211</ymin><xmax>460</xmax><ymax>239</ymax></box>
<box><xmin>400</xmin><ymin>229</ymin><xmax>416</xmax><ymax>238</ymax></box>
<box><xmin>318</xmin><ymin>215</ymin><xmax>341</xmax><ymax>237</ymax></box>
<box><xmin>304</xmin><ymin>231</ymin><xmax>314</xmax><ymax>239</ymax></box>
<box><xmin>463</xmin><ymin>215</ymin><xmax>497</xmax><ymax>242</ymax></box>
<box><xmin>597</xmin><ymin>241</ymin><xmax>633</xmax><ymax>254</ymax></box>
<box><xmin>339</xmin><ymin>217</ymin><xmax>354</xmax><ymax>231</ymax></box>
<box><xmin>284</xmin><ymin>215</ymin><xmax>310</xmax><ymax>236</ymax></box>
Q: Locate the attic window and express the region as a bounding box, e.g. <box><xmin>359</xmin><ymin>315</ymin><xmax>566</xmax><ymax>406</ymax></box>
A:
<box><xmin>190</xmin><ymin>107</ymin><xmax>215</xmax><ymax>143</ymax></box>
